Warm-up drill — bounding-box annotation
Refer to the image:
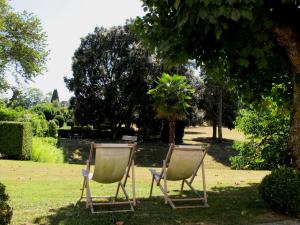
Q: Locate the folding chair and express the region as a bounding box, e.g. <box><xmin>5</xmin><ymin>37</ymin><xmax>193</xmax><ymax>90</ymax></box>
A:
<box><xmin>78</xmin><ymin>143</ymin><xmax>137</xmax><ymax>213</ymax></box>
<box><xmin>149</xmin><ymin>144</ymin><xmax>209</xmax><ymax>209</ymax></box>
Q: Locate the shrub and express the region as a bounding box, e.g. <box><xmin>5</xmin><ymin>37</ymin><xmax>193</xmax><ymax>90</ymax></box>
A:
<box><xmin>0</xmin><ymin>107</ymin><xmax>22</xmax><ymax>121</ymax></box>
<box><xmin>48</xmin><ymin>120</ymin><xmax>58</xmax><ymax>137</ymax></box>
<box><xmin>230</xmin><ymin>89</ymin><xmax>290</xmax><ymax>170</ymax></box>
<box><xmin>259</xmin><ymin>168</ymin><xmax>300</xmax><ymax>215</ymax></box>
<box><xmin>0</xmin><ymin>122</ymin><xmax>32</xmax><ymax>159</ymax></box>
<box><xmin>66</xmin><ymin>119</ymin><xmax>74</xmax><ymax>127</ymax></box>
<box><xmin>0</xmin><ymin>106</ymin><xmax>48</xmax><ymax>137</ymax></box>
<box><xmin>230</xmin><ymin>141</ymin><xmax>265</xmax><ymax>169</ymax></box>
<box><xmin>31</xmin><ymin>137</ymin><xmax>64</xmax><ymax>163</ymax></box>
<box><xmin>31</xmin><ymin>103</ymin><xmax>58</xmax><ymax>121</ymax></box>
<box><xmin>0</xmin><ymin>182</ymin><xmax>13</xmax><ymax>225</ymax></box>
<box><xmin>54</xmin><ymin>115</ymin><xmax>64</xmax><ymax>127</ymax></box>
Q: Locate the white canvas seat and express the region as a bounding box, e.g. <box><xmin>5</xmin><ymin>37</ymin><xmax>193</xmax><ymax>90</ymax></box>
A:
<box><xmin>149</xmin><ymin>144</ymin><xmax>208</xmax><ymax>209</ymax></box>
<box><xmin>78</xmin><ymin>143</ymin><xmax>137</xmax><ymax>213</ymax></box>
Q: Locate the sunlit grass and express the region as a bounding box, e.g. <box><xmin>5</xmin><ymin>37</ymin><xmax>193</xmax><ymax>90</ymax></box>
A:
<box><xmin>0</xmin><ymin>127</ymin><xmax>292</xmax><ymax>224</ymax></box>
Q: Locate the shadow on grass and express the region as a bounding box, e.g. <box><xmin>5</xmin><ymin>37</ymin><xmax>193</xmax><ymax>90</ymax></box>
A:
<box><xmin>33</xmin><ymin>184</ymin><xmax>287</xmax><ymax>225</ymax></box>
<box><xmin>192</xmin><ymin>137</ymin><xmax>236</xmax><ymax>167</ymax></box>
<box><xmin>59</xmin><ymin>137</ymin><xmax>235</xmax><ymax>168</ymax></box>
<box><xmin>58</xmin><ymin>138</ymin><xmax>170</xmax><ymax>167</ymax></box>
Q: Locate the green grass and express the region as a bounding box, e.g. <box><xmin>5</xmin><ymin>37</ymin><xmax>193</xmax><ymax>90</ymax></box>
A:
<box><xmin>0</xmin><ymin>127</ymin><xmax>293</xmax><ymax>225</ymax></box>
<box><xmin>31</xmin><ymin>137</ymin><xmax>64</xmax><ymax>163</ymax></box>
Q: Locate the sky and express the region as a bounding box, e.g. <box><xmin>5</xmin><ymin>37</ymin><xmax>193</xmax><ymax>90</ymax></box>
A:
<box><xmin>9</xmin><ymin>0</ymin><xmax>145</xmax><ymax>101</ymax></box>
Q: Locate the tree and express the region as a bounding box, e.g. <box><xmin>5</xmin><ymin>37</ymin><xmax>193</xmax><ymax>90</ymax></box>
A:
<box><xmin>134</xmin><ymin>0</ymin><xmax>300</xmax><ymax>169</ymax></box>
<box><xmin>65</xmin><ymin>25</ymin><xmax>161</xmax><ymax>139</ymax></box>
<box><xmin>0</xmin><ymin>0</ymin><xmax>48</xmax><ymax>92</ymax></box>
<box><xmin>7</xmin><ymin>87</ymin><xmax>47</xmax><ymax>109</ymax></box>
<box><xmin>148</xmin><ymin>73</ymin><xmax>194</xmax><ymax>144</ymax></box>
<box><xmin>199</xmin><ymin>64</ymin><xmax>239</xmax><ymax>142</ymax></box>
<box><xmin>50</xmin><ymin>89</ymin><xmax>59</xmax><ymax>103</ymax></box>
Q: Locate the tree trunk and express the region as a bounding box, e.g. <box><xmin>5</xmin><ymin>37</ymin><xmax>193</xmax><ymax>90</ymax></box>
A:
<box><xmin>169</xmin><ymin>117</ymin><xmax>176</xmax><ymax>144</ymax></box>
<box><xmin>274</xmin><ymin>26</ymin><xmax>300</xmax><ymax>170</ymax></box>
<box><xmin>289</xmin><ymin>71</ymin><xmax>300</xmax><ymax>169</ymax></box>
<box><xmin>212</xmin><ymin>119</ymin><xmax>217</xmax><ymax>140</ymax></box>
<box><xmin>217</xmin><ymin>88</ymin><xmax>223</xmax><ymax>143</ymax></box>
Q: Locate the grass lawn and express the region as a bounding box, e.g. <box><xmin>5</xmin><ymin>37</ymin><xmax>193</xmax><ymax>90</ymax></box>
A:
<box><xmin>0</xmin><ymin>127</ymin><xmax>292</xmax><ymax>225</ymax></box>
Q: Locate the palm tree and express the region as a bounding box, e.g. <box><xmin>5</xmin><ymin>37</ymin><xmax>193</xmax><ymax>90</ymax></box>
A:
<box><xmin>148</xmin><ymin>73</ymin><xmax>195</xmax><ymax>144</ymax></box>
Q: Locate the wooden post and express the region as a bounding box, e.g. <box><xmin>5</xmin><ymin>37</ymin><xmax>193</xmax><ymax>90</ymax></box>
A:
<box><xmin>131</xmin><ymin>160</ymin><xmax>136</xmax><ymax>206</ymax></box>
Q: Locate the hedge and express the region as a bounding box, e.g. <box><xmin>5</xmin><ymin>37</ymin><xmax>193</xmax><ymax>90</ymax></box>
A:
<box><xmin>0</xmin><ymin>121</ymin><xmax>32</xmax><ymax>159</ymax></box>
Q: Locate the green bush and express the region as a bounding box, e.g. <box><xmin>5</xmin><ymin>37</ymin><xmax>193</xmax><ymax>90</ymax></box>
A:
<box><xmin>66</xmin><ymin>119</ymin><xmax>74</xmax><ymax>127</ymax></box>
<box><xmin>31</xmin><ymin>137</ymin><xmax>64</xmax><ymax>163</ymax></box>
<box><xmin>0</xmin><ymin>182</ymin><xmax>13</xmax><ymax>225</ymax></box>
<box><xmin>230</xmin><ymin>141</ymin><xmax>265</xmax><ymax>170</ymax></box>
<box><xmin>48</xmin><ymin>120</ymin><xmax>58</xmax><ymax>137</ymax></box>
<box><xmin>0</xmin><ymin>122</ymin><xmax>32</xmax><ymax>159</ymax></box>
<box><xmin>31</xmin><ymin>103</ymin><xmax>57</xmax><ymax>121</ymax></box>
<box><xmin>230</xmin><ymin>88</ymin><xmax>290</xmax><ymax>170</ymax></box>
<box><xmin>0</xmin><ymin>106</ymin><xmax>48</xmax><ymax>137</ymax></box>
<box><xmin>0</xmin><ymin>107</ymin><xmax>22</xmax><ymax>121</ymax></box>
<box><xmin>54</xmin><ymin>115</ymin><xmax>64</xmax><ymax>127</ymax></box>
<box><xmin>259</xmin><ymin>168</ymin><xmax>300</xmax><ymax>215</ymax></box>
<box><xmin>29</xmin><ymin>114</ymin><xmax>48</xmax><ymax>137</ymax></box>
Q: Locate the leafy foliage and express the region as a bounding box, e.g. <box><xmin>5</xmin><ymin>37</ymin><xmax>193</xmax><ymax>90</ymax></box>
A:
<box><xmin>0</xmin><ymin>182</ymin><xmax>13</xmax><ymax>225</ymax></box>
<box><xmin>65</xmin><ymin>25</ymin><xmax>162</xmax><ymax>138</ymax></box>
<box><xmin>259</xmin><ymin>168</ymin><xmax>300</xmax><ymax>215</ymax></box>
<box><xmin>230</xmin><ymin>86</ymin><xmax>290</xmax><ymax>169</ymax></box>
<box><xmin>0</xmin><ymin>105</ymin><xmax>48</xmax><ymax>136</ymax></box>
<box><xmin>31</xmin><ymin>103</ymin><xmax>58</xmax><ymax>121</ymax></box>
<box><xmin>0</xmin><ymin>0</ymin><xmax>48</xmax><ymax>91</ymax></box>
<box><xmin>148</xmin><ymin>73</ymin><xmax>194</xmax><ymax>120</ymax></box>
<box><xmin>0</xmin><ymin>121</ymin><xmax>32</xmax><ymax>159</ymax></box>
<box><xmin>134</xmin><ymin>0</ymin><xmax>293</xmax><ymax>101</ymax></box>
<box><xmin>54</xmin><ymin>115</ymin><xmax>64</xmax><ymax>127</ymax></box>
<box><xmin>148</xmin><ymin>73</ymin><xmax>194</xmax><ymax>143</ymax></box>
<box><xmin>48</xmin><ymin>120</ymin><xmax>58</xmax><ymax>138</ymax></box>
<box><xmin>7</xmin><ymin>87</ymin><xmax>48</xmax><ymax>109</ymax></box>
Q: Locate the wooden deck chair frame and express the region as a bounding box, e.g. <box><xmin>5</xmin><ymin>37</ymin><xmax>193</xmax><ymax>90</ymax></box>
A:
<box><xmin>149</xmin><ymin>144</ymin><xmax>209</xmax><ymax>209</ymax></box>
<box><xmin>78</xmin><ymin>143</ymin><xmax>137</xmax><ymax>213</ymax></box>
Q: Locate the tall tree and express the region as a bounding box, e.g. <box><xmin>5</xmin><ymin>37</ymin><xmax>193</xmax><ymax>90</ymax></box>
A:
<box><xmin>50</xmin><ymin>89</ymin><xmax>59</xmax><ymax>103</ymax></box>
<box><xmin>0</xmin><ymin>0</ymin><xmax>48</xmax><ymax>92</ymax></box>
<box><xmin>148</xmin><ymin>73</ymin><xmax>194</xmax><ymax>144</ymax></box>
<box><xmin>134</xmin><ymin>0</ymin><xmax>300</xmax><ymax>169</ymax></box>
<box><xmin>65</xmin><ymin>25</ymin><xmax>161</xmax><ymax>139</ymax></box>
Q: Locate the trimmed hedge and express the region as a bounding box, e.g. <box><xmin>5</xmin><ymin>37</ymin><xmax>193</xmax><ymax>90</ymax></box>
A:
<box><xmin>0</xmin><ymin>122</ymin><xmax>32</xmax><ymax>159</ymax></box>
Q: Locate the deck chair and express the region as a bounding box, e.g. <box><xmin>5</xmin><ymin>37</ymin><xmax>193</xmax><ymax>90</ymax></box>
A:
<box><xmin>149</xmin><ymin>144</ymin><xmax>208</xmax><ymax>209</ymax></box>
<box><xmin>78</xmin><ymin>143</ymin><xmax>137</xmax><ymax>213</ymax></box>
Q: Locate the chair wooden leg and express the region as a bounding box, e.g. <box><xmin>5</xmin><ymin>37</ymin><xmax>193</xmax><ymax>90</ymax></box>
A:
<box><xmin>120</xmin><ymin>182</ymin><xmax>134</xmax><ymax>212</ymax></box>
<box><xmin>115</xmin><ymin>182</ymin><xmax>121</xmax><ymax>200</ymax></box>
<box><xmin>163</xmin><ymin>161</ymin><xmax>168</xmax><ymax>204</ymax></box>
<box><xmin>180</xmin><ymin>180</ymin><xmax>184</xmax><ymax>195</ymax></box>
<box><xmin>86</xmin><ymin>179</ymin><xmax>95</xmax><ymax>213</ymax></box>
<box><xmin>201</xmin><ymin>160</ymin><xmax>208</xmax><ymax>206</ymax></box>
<box><xmin>79</xmin><ymin>176</ymin><xmax>86</xmax><ymax>199</ymax></box>
<box><xmin>131</xmin><ymin>160</ymin><xmax>136</xmax><ymax>206</ymax></box>
<box><xmin>149</xmin><ymin>175</ymin><xmax>155</xmax><ymax>198</ymax></box>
